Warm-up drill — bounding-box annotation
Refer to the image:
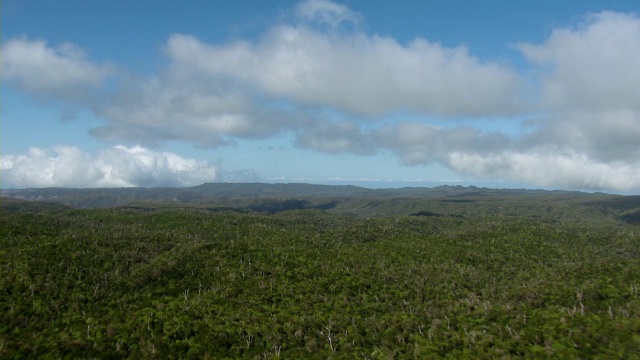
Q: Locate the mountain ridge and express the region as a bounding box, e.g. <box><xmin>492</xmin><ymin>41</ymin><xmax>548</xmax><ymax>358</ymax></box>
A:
<box><xmin>1</xmin><ymin>182</ymin><xmax>594</xmax><ymax>208</ymax></box>
<box><xmin>2</xmin><ymin>181</ymin><xmax>639</xmax><ymax>224</ymax></box>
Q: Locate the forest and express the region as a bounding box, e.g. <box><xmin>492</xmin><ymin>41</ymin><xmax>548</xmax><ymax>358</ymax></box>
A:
<box><xmin>1</xmin><ymin>184</ymin><xmax>639</xmax><ymax>358</ymax></box>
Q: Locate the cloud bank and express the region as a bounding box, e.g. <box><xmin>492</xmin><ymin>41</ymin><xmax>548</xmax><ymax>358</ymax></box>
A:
<box><xmin>1</xmin><ymin>146</ymin><xmax>218</xmax><ymax>188</ymax></box>
<box><xmin>447</xmin><ymin>151</ymin><xmax>640</xmax><ymax>191</ymax></box>
<box><xmin>3</xmin><ymin>1</ymin><xmax>640</xmax><ymax>191</ymax></box>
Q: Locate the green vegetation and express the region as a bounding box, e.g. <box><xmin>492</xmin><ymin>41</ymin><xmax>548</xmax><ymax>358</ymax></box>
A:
<box><xmin>1</xmin><ymin>188</ymin><xmax>640</xmax><ymax>358</ymax></box>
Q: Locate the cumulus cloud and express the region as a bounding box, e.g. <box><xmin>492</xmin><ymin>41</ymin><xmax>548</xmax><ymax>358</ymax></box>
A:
<box><xmin>363</xmin><ymin>11</ymin><xmax>640</xmax><ymax>192</ymax></box>
<box><xmin>7</xmin><ymin>0</ymin><xmax>517</xmax><ymax>150</ymax></box>
<box><xmin>164</xmin><ymin>27</ymin><xmax>520</xmax><ymax>117</ymax></box>
<box><xmin>370</xmin><ymin>113</ymin><xmax>640</xmax><ymax>191</ymax></box>
<box><xmin>447</xmin><ymin>150</ymin><xmax>640</xmax><ymax>192</ymax></box>
<box><xmin>373</xmin><ymin>121</ymin><xmax>640</xmax><ymax>191</ymax></box>
<box><xmin>89</xmin><ymin>74</ymin><xmax>307</xmax><ymax>147</ymax></box>
<box><xmin>517</xmin><ymin>11</ymin><xmax>640</xmax><ymax>112</ymax></box>
<box><xmin>4</xmin><ymin>0</ymin><xmax>519</xmax><ymax>150</ymax></box>
<box><xmin>4</xmin><ymin>2</ymin><xmax>640</xmax><ymax>192</ymax></box>
<box><xmin>1</xmin><ymin>146</ymin><xmax>218</xmax><ymax>188</ymax></box>
<box><xmin>504</xmin><ymin>11</ymin><xmax>640</xmax><ymax>190</ymax></box>
<box><xmin>2</xmin><ymin>37</ymin><xmax>113</xmax><ymax>103</ymax></box>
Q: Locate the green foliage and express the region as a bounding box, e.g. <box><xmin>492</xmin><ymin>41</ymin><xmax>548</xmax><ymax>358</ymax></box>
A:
<box><xmin>1</xmin><ymin>196</ymin><xmax>639</xmax><ymax>358</ymax></box>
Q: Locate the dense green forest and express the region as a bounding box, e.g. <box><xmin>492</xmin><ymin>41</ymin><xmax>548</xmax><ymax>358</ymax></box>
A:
<box><xmin>1</xmin><ymin>186</ymin><xmax>640</xmax><ymax>358</ymax></box>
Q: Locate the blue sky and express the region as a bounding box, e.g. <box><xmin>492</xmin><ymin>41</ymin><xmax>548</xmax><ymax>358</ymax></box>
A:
<box><xmin>3</xmin><ymin>0</ymin><xmax>640</xmax><ymax>192</ymax></box>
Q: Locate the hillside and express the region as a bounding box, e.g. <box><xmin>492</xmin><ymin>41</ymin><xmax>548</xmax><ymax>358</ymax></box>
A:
<box><xmin>2</xmin><ymin>190</ymin><xmax>640</xmax><ymax>358</ymax></box>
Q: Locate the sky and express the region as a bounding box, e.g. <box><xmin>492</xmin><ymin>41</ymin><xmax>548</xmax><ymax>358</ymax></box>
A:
<box><xmin>2</xmin><ymin>0</ymin><xmax>640</xmax><ymax>192</ymax></box>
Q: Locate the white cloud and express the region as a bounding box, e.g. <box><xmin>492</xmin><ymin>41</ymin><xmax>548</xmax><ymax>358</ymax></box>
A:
<box><xmin>88</xmin><ymin>73</ymin><xmax>309</xmax><ymax>147</ymax></box>
<box><xmin>90</xmin><ymin>78</ymin><xmax>247</xmax><ymax>147</ymax></box>
<box><xmin>524</xmin><ymin>110</ymin><xmax>640</xmax><ymax>163</ymax></box>
<box><xmin>1</xmin><ymin>146</ymin><xmax>218</xmax><ymax>188</ymax></box>
<box><xmin>504</xmin><ymin>11</ymin><xmax>640</xmax><ymax>191</ymax></box>
<box><xmin>447</xmin><ymin>150</ymin><xmax>640</xmax><ymax>191</ymax></box>
<box><xmin>369</xmin><ymin>119</ymin><xmax>640</xmax><ymax>191</ymax></box>
<box><xmin>368</xmin><ymin>12</ymin><xmax>640</xmax><ymax>192</ymax></box>
<box><xmin>517</xmin><ymin>12</ymin><xmax>640</xmax><ymax>112</ymax></box>
<box><xmin>83</xmin><ymin>0</ymin><xmax>520</xmax><ymax>148</ymax></box>
<box><xmin>164</xmin><ymin>26</ymin><xmax>519</xmax><ymax>117</ymax></box>
<box><xmin>3</xmin><ymin>1</ymin><xmax>519</xmax><ymax>151</ymax></box>
<box><xmin>4</xmin><ymin>3</ymin><xmax>640</xmax><ymax>193</ymax></box>
<box><xmin>2</xmin><ymin>37</ymin><xmax>112</xmax><ymax>103</ymax></box>
<box><xmin>294</xmin><ymin>0</ymin><xmax>361</xmax><ymax>29</ymax></box>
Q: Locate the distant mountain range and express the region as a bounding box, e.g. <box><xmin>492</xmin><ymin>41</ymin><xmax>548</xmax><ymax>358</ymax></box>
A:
<box><xmin>2</xmin><ymin>182</ymin><xmax>640</xmax><ymax>222</ymax></box>
<box><xmin>0</xmin><ymin>182</ymin><xmax>588</xmax><ymax>208</ymax></box>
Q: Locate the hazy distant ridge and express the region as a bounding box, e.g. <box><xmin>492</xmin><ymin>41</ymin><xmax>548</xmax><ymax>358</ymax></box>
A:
<box><xmin>1</xmin><ymin>182</ymin><xmax>590</xmax><ymax>209</ymax></box>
